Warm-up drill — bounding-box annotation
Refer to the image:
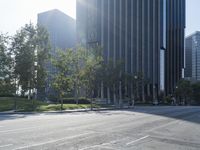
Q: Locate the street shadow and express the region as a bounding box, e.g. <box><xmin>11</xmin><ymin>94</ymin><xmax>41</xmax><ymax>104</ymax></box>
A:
<box><xmin>95</xmin><ymin>106</ymin><xmax>200</xmax><ymax>125</ymax></box>
<box><xmin>1</xmin><ymin>106</ymin><xmax>200</xmax><ymax>124</ymax></box>
<box><xmin>0</xmin><ymin>113</ymin><xmax>36</xmax><ymax>121</ymax></box>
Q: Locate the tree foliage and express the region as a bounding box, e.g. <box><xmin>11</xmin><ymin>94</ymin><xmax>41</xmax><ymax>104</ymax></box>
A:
<box><xmin>81</xmin><ymin>47</ymin><xmax>104</xmax><ymax>98</ymax></box>
<box><xmin>12</xmin><ymin>23</ymin><xmax>36</xmax><ymax>94</ymax></box>
<box><xmin>51</xmin><ymin>49</ymin><xmax>74</xmax><ymax>109</ymax></box>
<box><xmin>176</xmin><ymin>79</ymin><xmax>192</xmax><ymax>105</ymax></box>
<box><xmin>0</xmin><ymin>33</ymin><xmax>15</xmax><ymax>96</ymax></box>
<box><xmin>11</xmin><ymin>23</ymin><xmax>50</xmax><ymax>97</ymax></box>
<box><xmin>192</xmin><ymin>82</ymin><xmax>200</xmax><ymax>104</ymax></box>
<box><xmin>51</xmin><ymin>45</ymin><xmax>105</xmax><ymax>107</ymax></box>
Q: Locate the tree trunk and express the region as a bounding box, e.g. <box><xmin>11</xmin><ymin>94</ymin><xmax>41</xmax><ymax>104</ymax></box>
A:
<box><xmin>153</xmin><ymin>85</ymin><xmax>158</xmax><ymax>105</ymax></box>
<box><xmin>60</xmin><ymin>95</ymin><xmax>63</xmax><ymax>111</ymax></box>
<box><xmin>119</xmin><ymin>81</ymin><xmax>122</xmax><ymax>107</ymax></box>
<box><xmin>131</xmin><ymin>83</ymin><xmax>134</xmax><ymax>108</ymax></box>
<box><xmin>147</xmin><ymin>84</ymin><xmax>150</xmax><ymax>97</ymax></box>
<box><xmin>90</xmin><ymin>99</ymin><xmax>93</xmax><ymax>111</ymax></box>
<box><xmin>32</xmin><ymin>99</ymin><xmax>34</xmax><ymax>110</ymax></box>
<box><xmin>90</xmin><ymin>90</ymin><xmax>94</xmax><ymax>111</ymax></box>
<box><xmin>101</xmin><ymin>82</ymin><xmax>104</xmax><ymax>100</ymax></box>
<box><xmin>75</xmin><ymin>83</ymin><xmax>78</xmax><ymax>105</ymax></box>
<box><xmin>107</xmin><ymin>87</ymin><xmax>110</xmax><ymax>104</ymax></box>
<box><xmin>142</xmin><ymin>83</ymin><xmax>145</xmax><ymax>103</ymax></box>
<box><xmin>14</xmin><ymin>98</ymin><xmax>17</xmax><ymax>111</ymax></box>
<box><xmin>113</xmin><ymin>84</ymin><xmax>117</xmax><ymax>106</ymax></box>
<box><xmin>28</xmin><ymin>81</ymin><xmax>31</xmax><ymax>100</ymax></box>
<box><xmin>98</xmin><ymin>86</ymin><xmax>100</xmax><ymax>98</ymax></box>
<box><xmin>14</xmin><ymin>79</ymin><xmax>17</xmax><ymax>111</ymax></box>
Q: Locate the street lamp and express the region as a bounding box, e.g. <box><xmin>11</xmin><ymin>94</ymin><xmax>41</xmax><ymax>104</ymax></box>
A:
<box><xmin>153</xmin><ymin>85</ymin><xmax>158</xmax><ymax>105</ymax></box>
<box><xmin>134</xmin><ymin>75</ymin><xmax>138</xmax><ymax>103</ymax></box>
<box><xmin>175</xmin><ymin>86</ymin><xmax>178</xmax><ymax>105</ymax></box>
<box><xmin>134</xmin><ymin>75</ymin><xmax>138</xmax><ymax>80</ymax></box>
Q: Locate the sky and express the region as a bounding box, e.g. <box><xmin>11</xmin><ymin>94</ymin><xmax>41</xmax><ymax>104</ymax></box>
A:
<box><xmin>0</xmin><ymin>0</ymin><xmax>76</xmax><ymax>35</ymax></box>
<box><xmin>186</xmin><ymin>0</ymin><xmax>200</xmax><ymax>36</ymax></box>
<box><xmin>0</xmin><ymin>0</ymin><xmax>199</xmax><ymax>36</ymax></box>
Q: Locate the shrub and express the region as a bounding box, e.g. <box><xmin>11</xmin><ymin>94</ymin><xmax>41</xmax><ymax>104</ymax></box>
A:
<box><xmin>62</xmin><ymin>97</ymin><xmax>90</xmax><ymax>104</ymax></box>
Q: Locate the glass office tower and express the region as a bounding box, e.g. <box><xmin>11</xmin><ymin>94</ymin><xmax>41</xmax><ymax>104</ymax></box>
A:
<box><xmin>185</xmin><ymin>31</ymin><xmax>200</xmax><ymax>81</ymax></box>
<box><xmin>37</xmin><ymin>9</ymin><xmax>76</xmax><ymax>100</ymax></box>
<box><xmin>77</xmin><ymin>0</ymin><xmax>185</xmax><ymax>103</ymax></box>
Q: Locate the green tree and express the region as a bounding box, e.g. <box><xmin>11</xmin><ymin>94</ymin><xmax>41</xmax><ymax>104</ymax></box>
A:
<box><xmin>52</xmin><ymin>49</ymin><xmax>74</xmax><ymax>110</ymax></box>
<box><xmin>34</xmin><ymin>25</ymin><xmax>51</xmax><ymax>98</ymax></box>
<box><xmin>176</xmin><ymin>79</ymin><xmax>192</xmax><ymax>105</ymax></box>
<box><xmin>12</xmin><ymin>23</ymin><xmax>50</xmax><ymax>100</ymax></box>
<box><xmin>192</xmin><ymin>82</ymin><xmax>200</xmax><ymax>105</ymax></box>
<box><xmin>125</xmin><ymin>73</ymin><xmax>137</xmax><ymax>105</ymax></box>
<box><xmin>121</xmin><ymin>71</ymin><xmax>146</xmax><ymax>106</ymax></box>
<box><xmin>12</xmin><ymin>23</ymin><xmax>36</xmax><ymax>98</ymax></box>
<box><xmin>103</xmin><ymin>60</ymin><xmax>123</xmax><ymax>105</ymax></box>
<box><xmin>0</xmin><ymin>33</ymin><xmax>15</xmax><ymax>96</ymax></box>
<box><xmin>81</xmin><ymin>46</ymin><xmax>104</xmax><ymax>109</ymax></box>
<box><xmin>71</xmin><ymin>46</ymin><xmax>87</xmax><ymax>104</ymax></box>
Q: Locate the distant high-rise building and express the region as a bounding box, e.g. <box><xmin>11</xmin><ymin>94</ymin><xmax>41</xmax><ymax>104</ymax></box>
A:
<box><xmin>37</xmin><ymin>9</ymin><xmax>76</xmax><ymax>99</ymax></box>
<box><xmin>77</xmin><ymin>0</ymin><xmax>185</xmax><ymax>103</ymax></box>
<box><xmin>185</xmin><ymin>31</ymin><xmax>200</xmax><ymax>81</ymax></box>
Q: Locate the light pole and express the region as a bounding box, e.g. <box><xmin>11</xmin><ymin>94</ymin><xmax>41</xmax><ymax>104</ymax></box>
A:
<box><xmin>175</xmin><ymin>86</ymin><xmax>178</xmax><ymax>105</ymax></box>
<box><xmin>153</xmin><ymin>85</ymin><xmax>158</xmax><ymax>105</ymax></box>
<box><xmin>133</xmin><ymin>75</ymin><xmax>138</xmax><ymax>107</ymax></box>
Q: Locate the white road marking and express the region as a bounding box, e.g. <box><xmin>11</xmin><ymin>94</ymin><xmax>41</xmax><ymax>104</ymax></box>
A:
<box><xmin>80</xmin><ymin>138</ymin><xmax>129</xmax><ymax>150</ymax></box>
<box><xmin>0</xmin><ymin>127</ymin><xmax>38</xmax><ymax>134</ymax></box>
<box><xmin>80</xmin><ymin>144</ymin><xmax>115</xmax><ymax>150</ymax></box>
<box><xmin>0</xmin><ymin>144</ymin><xmax>13</xmax><ymax>148</ymax></box>
<box><xmin>98</xmin><ymin>145</ymin><xmax>115</xmax><ymax>149</ymax></box>
<box><xmin>13</xmin><ymin>132</ymin><xmax>93</xmax><ymax>150</ymax></box>
<box><xmin>126</xmin><ymin>135</ymin><xmax>149</xmax><ymax>146</ymax></box>
<box><xmin>148</xmin><ymin>120</ymin><xmax>179</xmax><ymax>132</ymax></box>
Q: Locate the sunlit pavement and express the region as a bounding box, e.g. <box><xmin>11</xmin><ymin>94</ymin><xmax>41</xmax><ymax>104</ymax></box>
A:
<box><xmin>0</xmin><ymin>106</ymin><xmax>200</xmax><ymax>150</ymax></box>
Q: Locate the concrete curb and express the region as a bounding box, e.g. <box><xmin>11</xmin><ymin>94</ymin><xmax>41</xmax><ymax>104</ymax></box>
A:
<box><xmin>0</xmin><ymin>107</ymin><xmax>133</xmax><ymax>115</ymax></box>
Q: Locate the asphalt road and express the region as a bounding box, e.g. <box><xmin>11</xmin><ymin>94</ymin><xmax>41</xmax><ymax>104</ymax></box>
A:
<box><xmin>0</xmin><ymin>106</ymin><xmax>200</xmax><ymax>150</ymax></box>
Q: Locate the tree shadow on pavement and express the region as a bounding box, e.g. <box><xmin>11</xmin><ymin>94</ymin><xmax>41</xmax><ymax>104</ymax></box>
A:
<box><xmin>95</xmin><ymin>106</ymin><xmax>200</xmax><ymax>124</ymax></box>
<box><xmin>0</xmin><ymin>114</ymin><xmax>33</xmax><ymax>121</ymax></box>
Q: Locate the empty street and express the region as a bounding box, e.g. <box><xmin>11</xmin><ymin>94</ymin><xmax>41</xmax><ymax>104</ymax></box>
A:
<box><xmin>0</xmin><ymin>106</ymin><xmax>200</xmax><ymax>150</ymax></box>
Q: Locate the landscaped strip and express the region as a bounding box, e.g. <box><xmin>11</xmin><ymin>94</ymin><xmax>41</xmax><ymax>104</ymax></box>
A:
<box><xmin>0</xmin><ymin>97</ymin><xmax>108</xmax><ymax>112</ymax></box>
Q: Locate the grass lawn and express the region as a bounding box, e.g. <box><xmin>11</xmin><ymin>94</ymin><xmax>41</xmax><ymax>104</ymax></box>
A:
<box><xmin>0</xmin><ymin>97</ymin><xmax>101</xmax><ymax>112</ymax></box>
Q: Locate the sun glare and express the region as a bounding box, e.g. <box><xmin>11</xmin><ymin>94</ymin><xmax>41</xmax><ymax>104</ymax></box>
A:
<box><xmin>29</xmin><ymin>0</ymin><xmax>76</xmax><ymax>19</ymax></box>
<box><xmin>0</xmin><ymin>0</ymin><xmax>76</xmax><ymax>34</ymax></box>
<box><xmin>37</xmin><ymin>0</ymin><xmax>76</xmax><ymax>18</ymax></box>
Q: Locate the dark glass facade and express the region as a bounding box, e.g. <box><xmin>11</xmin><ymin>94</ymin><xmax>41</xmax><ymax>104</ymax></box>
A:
<box><xmin>185</xmin><ymin>32</ymin><xmax>200</xmax><ymax>81</ymax></box>
<box><xmin>37</xmin><ymin>9</ymin><xmax>76</xmax><ymax>99</ymax></box>
<box><xmin>77</xmin><ymin>0</ymin><xmax>185</xmax><ymax>102</ymax></box>
<box><xmin>185</xmin><ymin>36</ymin><xmax>193</xmax><ymax>78</ymax></box>
<box><xmin>165</xmin><ymin>0</ymin><xmax>186</xmax><ymax>95</ymax></box>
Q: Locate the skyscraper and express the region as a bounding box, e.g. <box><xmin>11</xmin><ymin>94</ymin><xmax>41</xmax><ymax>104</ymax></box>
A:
<box><xmin>77</xmin><ymin>0</ymin><xmax>185</xmax><ymax>103</ymax></box>
<box><xmin>185</xmin><ymin>31</ymin><xmax>200</xmax><ymax>81</ymax></box>
<box><xmin>37</xmin><ymin>9</ymin><xmax>76</xmax><ymax>99</ymax></box>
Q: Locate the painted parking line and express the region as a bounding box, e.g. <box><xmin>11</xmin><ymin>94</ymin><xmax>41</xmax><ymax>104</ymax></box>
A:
<box><xmin>80</xmin><ymin>144</ymin><xmax>115</xmax><ymax>150</ymax></box>
<box><xmin>126</xmin><ymin>135</ymin><xmax>149</xmax><ymax>146</ymax></box>
<box><xmin>0</xmin><ymin>127</ymin><xmax>38</xmax><ymax>134</ymax></box>
<box><xmin>0</xmin><ymin>144</ymin><xmax>13</xmax><ymax>148</ymax></box>
<box><xmin>80</xmin><ymin>138</ymin><xmax>129</xmax><ymax>150</ymax></box>
<box><xmin>13</xmin><ymin>132</ymin><xmax>93</xmax><ymax>150</ymax></box>
<box><xmin>148</xmin><ymin>120</ymin><xmax>179</xmax><ymax>132</ymax></box>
